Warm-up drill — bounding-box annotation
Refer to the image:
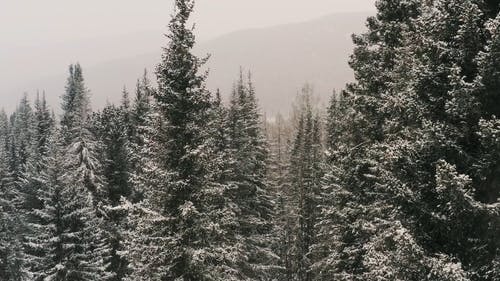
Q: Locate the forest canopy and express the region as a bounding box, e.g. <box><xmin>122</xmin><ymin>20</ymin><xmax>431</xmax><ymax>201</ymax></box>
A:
<box><xmin>1</xmin><ymin>0</ymin><xmax>499</xmax><ymax>280</ymax></box>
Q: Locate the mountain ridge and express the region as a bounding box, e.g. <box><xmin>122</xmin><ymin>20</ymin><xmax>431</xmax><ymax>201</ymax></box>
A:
<box><xmin>2</xmin><ymin>11</ymin><xmax>373</xmax><ymax>114</ymax></box>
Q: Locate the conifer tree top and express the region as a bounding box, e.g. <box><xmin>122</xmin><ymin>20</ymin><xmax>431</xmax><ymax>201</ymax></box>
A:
<box><xmin>156</xmin><ymin>0</ymin><xmax>208</xmax><ymax>108</ymax></box>
<box><xmin>154</xmin><ymin>0</ymin><xmax>210</xmax><ymax>177</ymax></box>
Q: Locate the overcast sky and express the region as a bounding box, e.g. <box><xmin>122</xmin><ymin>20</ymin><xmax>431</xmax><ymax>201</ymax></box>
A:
<box><xmin>1</xmin><ymin>1</ymin><xmax>376</xmax><ymax>43</ymax></box>
<box><xmin>0</xmin><ymin>0</ymin><xmax>376</xmax><ymax>110</ymax></box>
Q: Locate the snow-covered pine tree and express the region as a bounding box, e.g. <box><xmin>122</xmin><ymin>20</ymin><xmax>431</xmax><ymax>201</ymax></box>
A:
<box><xmin>21</xmin><ymin>92</ymin><xmax>53</xmax><ymax>210</ymax></box>
<box><xmin>381</xmin><ymin>1</ymin><xmax>500</xmax><ymax>278</ymax></box>
<box><xmin>10</xmin><ymin>94</ymin><xmax>34</xmax><ymax>182</ymax></box>
<box><xmin>94</xmin><ymin>104</ymin><xmax>132</xmax><ymax>207</ymax></box>
<box><xmin>324</xmin><ymin>92</ymin><xmax>356</xmax><ymax>152</ymax></box>
<box><xmin>315</xmin><ymin>0</ymin><xmax>500</xmax><ymax>279</ymax></box>
<box><xmin>312</xmin><ymin>91</ymin><xmax>365</xmax><ymax>281</ymax></box>
<box><xmin>311</xmin><ymin>5</ymin><xmax>426</xmax><ymax>276</ymax></box>
<box><xmin>477</xmin><ymin>11</ymin><xmax>500</xmax><ymax>119</ymax></box>
<box><xmin>128</xmin><ymin>70</ymin><xmax>156</xmax><ymax>202</ymax></box>
<box><xmin>125</xmin><ymin>0</ymin><xmax>227</xmax><ymax>279</ymax></box>
<box><xmin>30</xmin><ymin>92</ymin><xmax>53</xmax><ymax>172</ymax></box>
<box><xmin>130</xmin><ymin>70</ymin><xmax>155</xmax><ymax>147</ymax></box>
<box><xmin>92</xmin><ymin>103</ymin><xmax>134</xmax><ymax>280</ymax></box>
<box><xmin>153</xmin><ymin>0</ymin><xmax>214</xmax><ymax>277</ymax></box>
<box><xmin>8</xmin><ymin>95</ymin><xmax>39</xmax><ymax>279</ymax></box>
<box><xmin>265</xmin><ymin>112</ymin><xmax>294</xmax><ymax>281</ymax></box>
<box><xmin>315</xmin><ymin>98</ymin><xmax>421</xmax><ymax>280</ymax></box>
<box><xmin>345</xmin><ymin>0</ymin><xmax>422</xmax><ymax>142</ymax></box>
<box><xmin>61</xmin><ymin>64</ymin><xmax>88</xmax><ymax>145</ymax></box>
<box><xmin>210</xmin><ymin>89</ymin><xmax>228</xmax><ymax>157</ymax></box>
<box><xmin>200</xmin><ymin>88</ymin><xmax>250</xmax><ymax>280</ymax></box>
<box><xmin>24</xmin><ymin>128</ymin><xmax>113</xmax><ymax>281</ymax></box>
<box><xmin>474</xmin><ymin>10</ymin><xmax>500</xmax><ymax>204</ymax></box>
<box><xmin>122</xmin><ymin>99</ymin><xmax>171</xmax><ymax>281</ymax></box>
<box><xmin>312</xmin><ymin>1</ymin><xmax>427</xmax><ymax>279</ymax></box>
<box><xmin>288</xmin><ymin>88</ymin><xmax>324</xmax><ymax>281</ymax></box>
<box><xmin>0</xmin><ymin>108</ymin><xmax>27</xmax><ymax>280</ymax></box>
<box><xmin>60</xmin><ymin>63</ymin><xmax>106</xmax><ymax>201</ymax></box>
<box><xmin>28</xmin><ymin>63</ymin><xmax>113</xmax><ymax>280</ymax></box>
<box><xmin>21</xmin><ymin>92</ymin><xmax>55</xmax><ymax>277</ymax></box>
<box><xmin>225</xmin><ymin>71</ymin><xmax>279</xmax><ymax>279</ymax></box>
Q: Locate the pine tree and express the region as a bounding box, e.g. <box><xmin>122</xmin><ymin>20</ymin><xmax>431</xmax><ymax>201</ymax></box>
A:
<box><xmin>154</xmin><ymin>0</ymin><xmax>213</xmax><ymax>277</ymax></box>
<box><xmin>316</xmin><ymin>0</ymin><xmax>500</xmax><ymax>279</ymax></box>
<box><xmin>292</xmin><ymin>91</ymin><xmax>323</xmax><ymax>281</ymax></box>
<box><xmin>94</xmin><ymin>105</ymin><xmax>132</xmax><ymax>206</ymax></box>
<box><xmin>24</xmin><ymin>64</ymin><xmax>113</xmax><ymax>280</ymax></box>
<box><xmin>21</xmin><ymin>92</ymin><xmax>53</xmax><ymax>212</ymax></box>
<box><xmin>21</xmin><ymin>93</ymin><xmax>55</xmax><ymax>277</ymax></box>
<box><xmin>122</xmin><ymin>93</ymin><xmax>172</xmax><ymax>280</ymax></box>
<box><xmin>92</xmin><ymin>104</ymin><xmax>131</xmax><ymax>280</ymax></box>
<box><xmin>9</xmin><ymin>94</ymin><xmax>34</xmax><ymax>182</ymax></box>
<box><xmin>122</xmin><ymin>72</ymin><xmax>166</xmax><ymax>281</ymax></box>
<box><xmin>59</xmin><ymin>63</ymin><xmax>105</xmax><ymax>200</ymax></box>
<box><xmin>0</xmin><ymin>108</ymin><xmax>26</xmax><ymax>280</ymax></box>
<box><xmin>265</xmin><ymin>112</ymin><xmax>294</xmax><ymax>281</ymax></box>
<box><xmin>120</xmin><ymin>86</ymin><xmax>134</xmax><ymax>140</ymax></box>
<box><xmin>226</xmin><ymin>72</ymin><xmax>278</xmax><ymax>279</ymax></box>
<box><xmin>126</xmin><ymin>0</ymin><xmax>219</xmax><ymax>279</ymax></box>
<box><xmin>312</xmin><ymin>1</ymin><xmax>426</xmax><ymax>278</ymax></box>
<box><xmin>131</xmin><ymin>70</ymin><xmax>154</xmax><ymax>141</ymax></box>
<box><xmin>385</xmin><ymin>1</ymin><xmax>500</xmax><ymax>279</ymax></box>
<box><xmin>25</xmin><ymin>129</ymin><xmax>112</xmax><ymax>281</ymax></box>
<box><xmin>477</xmin><ymin>12</ymin><xmax>500</xmax><ymax>122</ymax></box>
<box><xmin>345</xmin><ymin>0</ymin><xmax>422</xmax><ymax>142</ymax></box>
<box><xmin>201</xmin><ymin>89</ymin><xmax>247</xmax><ymax>280</ymax></box>
<box><xmin>61</xmin><ymin>64</ymin><xmax>89</xmax><ymax>145</ymax></box>
<box><xmin>129</xmin><ymin>70</ymin><xmax>155</xmax><ymax>201</ymax></box>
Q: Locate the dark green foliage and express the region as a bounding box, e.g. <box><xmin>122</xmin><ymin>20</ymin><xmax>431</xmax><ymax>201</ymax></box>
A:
<box><xmin>3</xmin><ymin>1</ymin><xmax>500</xmax><ymax>280</ymax></box>
<box><xmin>21</xmin><ymin>65</ymin><xmax>113</xmax><ymax>281</ymax></box>
<box><xmin>315</xmin><ymin>1</ymin><xmax>500</xmax><ymax>280</ymax></box>
<box><xmin>94</xmin><ymin>105</ymin><xmax>132</xmax><ymax>206</ymax></box>
<box><xmin>60</xmin><ymin>64</ymin><xmax>89</xmax><ymax>145</ymax></box>
<box><xmin>29</xmin><ymin>134</ymin><xmax>112</xmax><ymax>281</ymax></box>
<box><xmin>0</xmin><ymin>109</ymin><xmax>26</xmax><ymax>280</ymax></box>
<box><xmin>92</xmin><ymin>104</ymin><xmax>133</xmax><ymax>280</ymax></box>
<box><xmin>21</xmin><ymin>93</ymin><xmax>55</xmax><ymax>277</ymax></box>
<box><xmin>127</xmin><ymin>0</ymin><xmax>218</xmax><ymax>279</ymax></box>
<box><xmin>226</xmin><ymin>71</ymin><xmax>278</xmax><ymax>279</ymax></box>
<box><xmin>265</xmin><ymin>113</ymin><xmax>294</xmax><ymax>281</ymax></box>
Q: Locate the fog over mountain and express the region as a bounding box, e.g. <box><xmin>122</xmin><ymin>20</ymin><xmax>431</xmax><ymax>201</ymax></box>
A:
<box><xmin>3</xmin><ymin>12</ymin><xmax>372</xmax><ymax>115</ymax></box>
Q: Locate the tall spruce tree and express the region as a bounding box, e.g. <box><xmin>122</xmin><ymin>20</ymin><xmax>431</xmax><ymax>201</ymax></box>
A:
<box><xmin>154</xmin><ymin>0</ymin><xmax>215</xmax><ymax>277</ymax></box>
<box><xmin>21</xmin><ymin>93</ymin><xmax>55</xmax><ymax>277</ymax></box>
<box><xmin>384</xmin><ymin>1</ymin><xmax>500</xmax><ymax>279</ymax></box>
<box><xmin>129</xmin><ymin>70</ymin><xmax>155</xmax><ymax>201</ymax></box>
<box><xmin>125</xmin><ymin>0</ymin><xmax>223</xmax><ymax>279</ymax></box>
<box><xmin>289</xmin><ymin>89</ymin><xmax>323</xmax><ymax>281</ymax></box>
<box><xmin>0</xmin><ymin>108</ymin><xmax>26</xmax><ymax>280</ymax></box>
<box><xmin>24</xmin><ymin>64</ymin><xmax>113</xmax><ymax>280</ymax></box>
<box><xmin>92</xmin><ymin>103</ymin><xmax>133</xmax><ymax>280</ymax></box>
<box><xmin>345</xmin><ymin>0</ymin><xmax>422</xmax><ymax>142</ymax></box>
<box><xmin>316</xmin><ymin>0</ymin><xmax>500</xmax><ymax>280</ymax></box>
<box><xmin>122</xmin><ymin>99</ymin><xmax>171</xmax><ymax>281</ymax></box>
<box><xmin>12</xmin><ymin>95</ymin><xmax>33</xmax><ymax>179</ymax></box>
<box><xmin>265</xmin><ymin>112</ymin><xmax>294</xmax><ymax>281</ymax></box>
<box><xmin>226</xmin><ymin>72</ymin><xmax>278</xmax><ymax>279</ymax></box>
<box><xmin>131</xmin><ymin>70</ymin><xmax>155</xmax><ymax>144</ymax></box>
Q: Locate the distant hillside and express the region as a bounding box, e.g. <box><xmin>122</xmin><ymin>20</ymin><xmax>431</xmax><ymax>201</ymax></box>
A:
<box><xmin>4</xmin><ymin>12</ymin><xmax>372</xmax><ymax>114</ymax></box>
<box><xmin>197</xmin><ymin>12</ymin><xmax>371</xmax><ymax>115</ymax></box>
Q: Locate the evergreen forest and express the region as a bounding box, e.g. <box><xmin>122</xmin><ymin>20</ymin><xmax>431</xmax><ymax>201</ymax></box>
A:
<box><xmin>1</xmin><ymin>0</ymin><xmax>500</xmax><ymax>280</ymax></box>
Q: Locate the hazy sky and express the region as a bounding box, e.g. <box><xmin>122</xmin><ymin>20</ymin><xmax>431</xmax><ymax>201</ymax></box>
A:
<box><xmin>0</xmin><ymin>0</ymin><xmax>376</xmax><ymax>110</ymax></box>
<box><xmin>1</xmin><ymin>1</ymin><xmax>376</xmax><ymax>43</ymax></box>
